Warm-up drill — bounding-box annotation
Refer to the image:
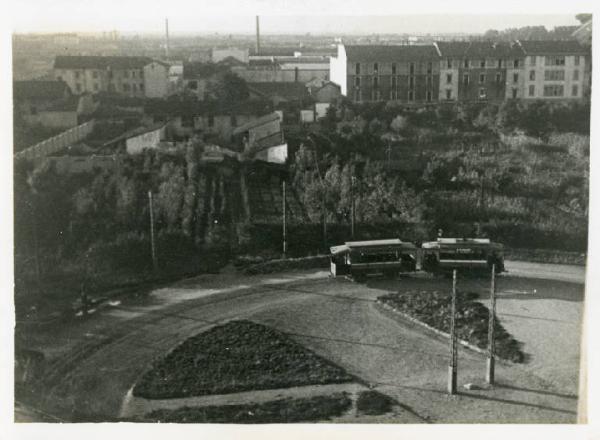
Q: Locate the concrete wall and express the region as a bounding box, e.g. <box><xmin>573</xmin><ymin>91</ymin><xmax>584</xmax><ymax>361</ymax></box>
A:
<box><xmin>126</xmin><ymin>126</ymin><xmax>166</xmax><ymax>155</ymax></box>
<box><xmin>143</xmin><ymin>62</ymin><xmax>169</xmax><ymax>98</ymax></box>
<box><xmin>329</xmin><ymin>44</ymin><xmax>348</xmax><ymax>95</ymax></box>
<box><xmin>15</xmin><ymin>120</ymin><xmax>95</xmax><ymax>161</ymax></box>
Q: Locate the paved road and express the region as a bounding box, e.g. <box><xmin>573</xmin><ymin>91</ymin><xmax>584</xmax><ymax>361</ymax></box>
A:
<box><xmin>16</xmin><ymin>261</ymin><xmax>585</xmax><ymax>423</ymax></box>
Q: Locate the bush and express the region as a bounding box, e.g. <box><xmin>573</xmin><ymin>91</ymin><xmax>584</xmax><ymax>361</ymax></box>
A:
<box><xmin>356</xmin><ymin>391</ymin><xmax>395</xmax><ymax>416</ymax></box>
<box><xmin>379</xmin><ymin>290</ymin><xmax>525</xmax><ymax>363</ymax></box>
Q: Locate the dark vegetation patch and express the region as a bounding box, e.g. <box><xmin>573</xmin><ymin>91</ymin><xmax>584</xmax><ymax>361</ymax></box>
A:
<box><xmin>133</xmin><ymin>320</ymin><xmax>354</xmax><ymax>399</ymax></box>
<box><xmin>241</xmin><ymin>255</ymin><xmax>329</xmax><ymax>275</ymax></box>
<box><xmin>356</xmin><ymin>390</ymin><xmax>396</xmax><ymax>416</ymax></box>
<box><xmin>144</xmin><ymin>393</ymin><xmax>352</xmax><ymax>423</ymax></box>
<box><xmin>378</xmin><ymin>290</ymin><xmax>524</xmax><ymax>363</ymax></box>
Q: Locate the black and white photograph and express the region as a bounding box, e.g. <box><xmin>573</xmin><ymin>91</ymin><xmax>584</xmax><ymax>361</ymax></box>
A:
<box><xmin>2</xmin><ymin>1</ymin><xmax>599</xmax><ymax>437</ymax></box>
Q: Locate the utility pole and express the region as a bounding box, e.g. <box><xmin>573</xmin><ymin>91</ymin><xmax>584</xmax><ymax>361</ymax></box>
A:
<box><xmin>448</xmin><ymin>269</ymin><xmax>458</xmax><ymax>395</ymax></box>
<box><xmin>486</xmin><ymin>264</ymin><xmax>497</xmax><ymax>385</ymax></box>
<box><xmin>282</xmin><ymin>179</ymin><xmax>287</xmax><ymax>256</ymax></box>
<box><xmin>148</xmin><ymin>190</ymin><xmax>158</xmax><ymax>271</ymax></box>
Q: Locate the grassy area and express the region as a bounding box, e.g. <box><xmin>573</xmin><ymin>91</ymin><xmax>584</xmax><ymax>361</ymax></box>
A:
<box><xmin>133</xmin><ymin>320</ymin><xmax>355</xmax><ymax>399</ymax></box>
<box><xmin>356</xmin><ymin>390</ymin><xmax>396</xmax><ymax>416</ymax></box>
<box><xmin>378</xmin><ymin>290</ymin><xmax>525</xmax><ymax>363</ymax></box>
<box><xmin>144</xmin><ymin>393</ymin><xmax>352</xmax><ymax>423</ymax></box>
<box><xmin>241</xmin><ymin>255</ymin><xmax>329</xmax><ymax>275</ymax></box>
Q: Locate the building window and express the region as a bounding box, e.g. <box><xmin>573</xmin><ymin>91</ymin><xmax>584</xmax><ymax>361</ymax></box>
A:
<box><xmin>409</xmin><ymin>76</ymin><xmax>415</xmax><ymax>88</ymax></box>
<box><xmin>189</xmin><ymin>80</ymin><xmax>198</xmax><ymax>90</ymax></box>
<box><xmin>544</xmin><ymin>70</ymin><xmax>565</xmax><ymax>81</ymax></box>
<box><xmin>479</xmin><ymin>73</ymin><xmax>485</xmax><ymax>84</ymax></box>
<box><xmin>479</xmin><ymin>88</ymin><xmax>487</xmax><ymax>99</ymax></box>
<box><xmin>513</xmin><ymin>73</ymin><xmax>519</xmax><ymax>83</ymax></box>
<box><xmin>140</xmin><ymin>70</ymin><xmax>144</xmax><ymax>78</ymax></box>
<box><xmin>512</xmin><ymin>88</ymin><xmax>518</xmax><ymax>99</ymax></box>
<box><xmin>545</xmin><ymin>56</ymin><xmax>565</xmax><ymax>66</ymax></box>
<box><xmin>409</xmin><ymin>63</ymin><xmax>415</xmax><ymax>75</ymax></box>
<box><xmin>480</xmin><ymin>60</ymin><xmax>485</xmax><ymax>68</ymax></box>
<box><xmin>92</xmin><ymin>71</ymin><xmax>98</xmax><ymax>79</ymax></box>
<box><xmin>75</xmin><ymin>83</ymin><xmax>81</xmax><ymax>92</ymax></box>
<box><xmin>513</xmin><ymin>59</ymin><xmax>520</xmax><ymax>68</ymax></box>
<box><xmin>426</xmin><ymin>76</ymin><xmax>432</xmax><ymax>88</ymax></box>
<box><xmin>391</xmin><ymin>63</ymin><xmax>397</xmax><ymax>75</ymax></box>
<box><xmin>408</xmin><ymin>90</ymin><xmax>414</xmax><ymax>101</ymax></box>
<box><xmin>572</xmin><ymin>85</ymin><xmax>579</xmax><ymax>96</ymax></box>
<box><xmin>124</xmin><ymin>71</ymin><xmax>129</xmax><ymax>78</ymax></box>
<box><xmin>123</xmin><ymin>83</ymin><xmax>130</xmax><ymax>91</ymax></box>
<box><xmin>56</xmin><ymin>75</ymin><xmax>62</xmax><ymax>81</ymax></box>
<box><xmin>373</xmin><ymin>76</ymin><xmax>379</xmax><ymax>87</ymax></box>
<box><xmin>446</xmin><ymin>73</ymin><xmax>452</xmax><ymax>84</ymax></box>
<box><xmin>390</xmin><ymin>90</ymin><xmax>398</xmax><ymax>100</ymax></box>
<box><xmin>355</xmin><ymin>63</ymin><xmax>361</xmax><ymax>75</ymax></box>
<box><xmin>132</xmin><ymin>84</ymin><xmax>137</xmax><ymax>92</ymax></box>
<box><xmin>497</xmin><ymin>59</ymin><xmax>502</xmax><ymax>68</ymax></box>
<box><xmin>574</xmin><ymin>56</ymin><xmax>580</xmax><ymax>66</ymax></box>
<box><xmin>529</xmin><ymin>70</ymin><xmax>535</xmax><ymax>81</ymax></box>
<box><xmin>140</xmin><ymin>83</ymin><xmax>144</xmax><ymax>91</ymax></box>
<box><xmin>427</xmin><ymin>62</ymin><xmax>432</xmax><ymax>74</ymax></box>
<box><xmin>75</xmin><ymin>71</ymin><xmax>80</xmax><ymax>79</ymax></box>
<box><xmin>446</xmin><ymin>89</ymin><xmax>452</xmax><ymax>100</ymax></box>
<box><xmin>530</xmin><ymin>56</ymin><xmax>536</xmax><ymax>66</ymax></box>
<box><xmin>543</xmin><ymin>85</ymin><xmax>564</xmax><ymax>97</ymax></box>
<box><xmin>426</xmin><ymin>91</ymin><xmax>432</xmax><ymax>102</ymax></box>
<box><xmin>93</xmin><ymin>83</ymin><xmax>99</xmax><ymax>91</ymax></box>
<box><xmin>355</xmin><ymin>77</ymin><xmax>361</xmax><ymax>87</ymax></box>
<box><xmin>132</xmin><ymin>71</ymin><xmax>137</xmax><ymax>78</ymax></box>
<box><xmin>208</xmin><ymin>115</ymin><xmax>215</xmax><ymax>127</ymax></box>
<box><xmin>354</xmin><ymin>89</ymin><xmax>361</xmax><ymax>102</ymax></box>
<box><xmin>447</xmin><ymin>58</ymin><xmax>452</xmax><ymax>69</ymax></box>
<box><xmin>391</xmin><ymin>76</ymin><xmax>397</xmax><ymax>87</ymax></box>
<box><xmin>463</xmin><ymin>59</ymin><xmax>469</xmax><ymax>68</ymax></box>
<box><xmin>373</xmin><ymin>63</ymin><xmax>378</xmax><ymax>74</ymax></box>
<box><xmin>573</xmin><ymin>70</ymin><xmax>579</xmax><ymax>81</ymax></box>
<box><xmin>495</xmin><ymin>73</ymin><xmax>502</xmax><ymax>83</ymax></box>
<box><xmin>529</xmin><ymin>85</ymin><xmax>535</xmax><ymax>96</ymax></box>
<box><xmin>463</xmin><ymin>74</ymin><xmax>469</xmax><ymax>85</ymax></box>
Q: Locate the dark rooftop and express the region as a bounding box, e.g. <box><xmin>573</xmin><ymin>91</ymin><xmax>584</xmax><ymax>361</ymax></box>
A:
<box><xmin>13</xmin><ymin>80</ymin><xmax>70</xmax><ymax>101</ymax></box>
<box><xmin>247</xmin><ymin>82</ymin><xmax>311</xmax><ymax>101</ymax></box>
<box><xmin>518</xmin><ymin>40</ymin><xmax>589</xmax><ymax>55</ymax></box>
<box><xmin>144</xmin><ymin>97</ymin><xmax>273</xmax><ymax>117</ymax></box>
<box><xmin>345</xmin><ymin>44</ymin><xmax>441</xmax><ymax>62</ymax></box>
<box><xmin>436</xmin><ymin>41</ymin><xmax>525</xmax><ymax>59</ymax></box>
<box><xmin>54</xmin><ymin>55</ymin><xmax>165</xmax><ymax>70</ymax></box>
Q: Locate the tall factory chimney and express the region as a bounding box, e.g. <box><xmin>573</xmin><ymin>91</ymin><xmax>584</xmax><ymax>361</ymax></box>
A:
<box><xmin>255</xmin><ymin>15</ymin><xmax>260</xmax><ymax>55</ymax></box>
<box><xmin>165</xmin><ymin>18</ymin><xmax>170</xmax><ymax>59</ymax></box>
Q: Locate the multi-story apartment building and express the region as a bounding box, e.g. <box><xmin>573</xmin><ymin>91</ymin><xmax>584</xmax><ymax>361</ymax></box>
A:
<box><xmin>53</xmin><ymin>56</ymin><xmax>170</xmax><ymax>98</ymax></box>
<box><xmin>330</xmin><ymin>44</ymin><xmax>440</xmax><ymax>104</ymax></box>
<box><xmin>330</xmin><ymin>40</ymin><xmax>589</xmax><ymax>104</ymax></box>
<box><xmin>517</xmin><ymin>40</ymin><xmax>589</xmax><ymax>100</ymax></box>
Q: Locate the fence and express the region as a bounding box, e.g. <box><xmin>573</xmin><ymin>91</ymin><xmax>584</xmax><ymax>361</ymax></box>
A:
<box><xmin>14</xmin><ymin>120</ymin><xmax>96</xmax><ymax>161</ymax></box>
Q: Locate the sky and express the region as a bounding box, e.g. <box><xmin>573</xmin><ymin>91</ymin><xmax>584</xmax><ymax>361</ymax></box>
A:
<box><xmin>8</xmin><ymin>0</ymin><xmax>586</xmax><ymax>35</ymax></box>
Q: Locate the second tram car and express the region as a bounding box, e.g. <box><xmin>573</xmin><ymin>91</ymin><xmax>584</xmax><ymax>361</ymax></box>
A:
<box><xmin>421</xmin><ymin>238</ymin><xmax>505</xmax><ymax>274</ymax></box>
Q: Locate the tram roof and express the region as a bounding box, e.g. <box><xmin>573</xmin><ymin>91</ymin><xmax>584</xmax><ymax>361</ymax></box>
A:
<box><xmin>330</xmin><ymin>239</ymin><xmax>416</xmax><ymax>255</ymax></box>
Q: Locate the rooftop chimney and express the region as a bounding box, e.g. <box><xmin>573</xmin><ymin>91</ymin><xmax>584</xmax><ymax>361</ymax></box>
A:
<box><xmin>256</xmin><ymin>16</ymin><xmax>260</xmax><ymax>55</ymax></box>
<box><xmin>165</xmin><ymin>18</ymin><xmax>170</xmax><ymax>59</ymax></box>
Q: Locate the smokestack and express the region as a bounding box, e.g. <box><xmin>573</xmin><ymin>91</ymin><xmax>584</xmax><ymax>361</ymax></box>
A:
<box><xmin>255</xmin><ymin>16</ymin><xmax>260</xmax><ymax>55</ymax></box>
<box><xmin>165</xmin><ymin>18</ymin><xmax>170</xmax><ymax>59</ymax></box>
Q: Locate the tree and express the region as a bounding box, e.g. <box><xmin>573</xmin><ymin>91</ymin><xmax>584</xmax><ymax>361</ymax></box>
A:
<box><xmin>213</xmin><ymin>72</ymin><xmax>249</xmax><ymax>106</ymax></box>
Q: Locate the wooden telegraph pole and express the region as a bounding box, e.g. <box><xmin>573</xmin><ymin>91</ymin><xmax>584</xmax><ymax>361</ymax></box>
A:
<box><xmin>486</xmin><ymin>264</ymin><xmax>497</xmax><ymax>385</ymax></box>
<box><xmin>282</xmin><ymin>180</ymin><xmax>287</xmax><ymax>256</ymax></box>
<box><xmin>148</xmin><ymin>190</ymin><xmax>158</xmax><ymax>271</ymax></box>
<box><xmin>448</xmin><ymin>269</ymin><xmax>458</xmax><ymax>395</ymax></box>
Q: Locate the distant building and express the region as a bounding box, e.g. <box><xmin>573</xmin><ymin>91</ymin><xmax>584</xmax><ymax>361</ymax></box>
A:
<box><xmin>53</xmin><ymin>56</ymin><xmax>170</xmax><ymax>98</ymax></box>
<box><xmin>212</xmin><ymin>48</ymin><xmax>249</xmax><ymax>64</ymax></box>
<box><xmin>181</xmin><ymin>62</ymin><xmax>228</xmax><ymax>100</ymax></box>
<box><xmin>309</xmin><ymin>80</ymin><xmax>341</xmax><ymax>103</ymax></box>
<box><xmin>518</xmin><ymin>40</ymin><xmax>589</xmax><ymax>100</ymax></box>
<box><xmin>247</xmin><ymin>82</ymin><xmax>311</xmax><ymax>106</ymax></box>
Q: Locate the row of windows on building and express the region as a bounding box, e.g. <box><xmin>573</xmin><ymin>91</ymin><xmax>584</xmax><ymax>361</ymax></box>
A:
<box><xmin>527</xmin><ymin>69</ymin><xmax>581</xmax><ymax>81</ymax></box>
<box><xmin>355</xmin><ymin>89</ymin><xmax>435</xmax><ymax>102</ymax></box>
<box><xmin>69</xmin><ymin>69</ymin><xmax>145</xmax><ymax>80</ymax></box>
<box><xmin>354</xmin><ymin>55</ymin><xmax>581</xmax><ymax>74</ymax></box>
<box><xmin>73</xmin><ymin>82</ymin><xmax>145</xmax><ymax>93</ymax></box>
<box><xmin>354</xmin><ymin>75</ymin><xmax>436</xmax><ymax>88</ymax></box>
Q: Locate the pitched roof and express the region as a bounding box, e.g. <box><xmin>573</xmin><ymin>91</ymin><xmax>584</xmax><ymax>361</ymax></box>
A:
<box><xmin>247</xmin><ymin>82</ymin><xmax>310</xmax><ymax>101</ymax></box>
<box><xmin>54</xmin><ymin>55</ymin><xmax>156</xmax><ymax>70</ymax></box>
<box><xmin>436</xmin><ymin>41</ymin><xmax>524</xmax><ymax>58</ymax></box>
<box><xmin>144</xmin><ymin>97</ymin><xmax>273</xmax><ymax>117</ymax></box>
<box><xmin>345</xmin><ymin>44</ymin><xmax>440</xmax><ymax>62</ymax></box>
<box><xmin>13</xmin><ymin>80</ymin><xmax>70</xmax><ymax>101</ymax></box>
<box><xmin>233</xmin><ymin>112</ymin><xmax>281</xmax><ymax>135</ymax></box>
<box><xmin>518</xmin><ymin>40</ymin><xmax>589</xmax><ymax>55</ymax></box>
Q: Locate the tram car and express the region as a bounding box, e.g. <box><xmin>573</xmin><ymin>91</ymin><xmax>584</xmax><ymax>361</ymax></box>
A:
<box><xmin>421</xmin><ymin>238</ymin><xmax>505</xmax><ymax>274</ymax></box>
<box><xmin>329</xmin><ymin>239</ymin><xmax>417</xmax><ymax>280</ymax></box>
